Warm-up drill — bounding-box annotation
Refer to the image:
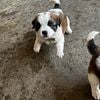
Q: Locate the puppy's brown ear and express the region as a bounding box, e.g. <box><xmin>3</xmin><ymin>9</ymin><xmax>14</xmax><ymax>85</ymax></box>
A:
<box><xmin>32</xmin><ymin>16</ymin><xmax>41</xmax><ymax>31</ymax></box>
<box><xmin>56</xmin><ymin>17</ymin><xmax>61</xmax><ymax>27</ymax></box>
<box><xmin>59</xmin><ymin>14</ymin><xmax>67</xmax><ymax>34</ymax></box>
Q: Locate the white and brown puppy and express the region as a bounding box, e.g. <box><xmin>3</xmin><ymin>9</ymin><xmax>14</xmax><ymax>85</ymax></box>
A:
<box><xmin>32</xmin><ymin>0</ymin><xmax>72</xmax><ymax>58</ymax></box>
<box><xmin>87</xmin><ymin>31</ymin><xmax>100</xmax><ymax>100</ymax></box>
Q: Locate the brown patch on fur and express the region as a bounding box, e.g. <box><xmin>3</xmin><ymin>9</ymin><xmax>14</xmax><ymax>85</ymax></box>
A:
<box><xmin>59</xmin><ymin>14</ymin><xmax>67</xmax><ymax>33</ymax></box>
<box><xmin>95</xmin><ymin>47</ymin><xmax>100</xmax><ymax>55</ymax></box>
<box><xmin>88</xmin><ymin>55</ymin><xmax>100</xmax><ymax>79</ymax></box>
<box><xmin>50</xmin><ymin>13</ymin><xmax>67</xmax><ymax>33</ymax></box>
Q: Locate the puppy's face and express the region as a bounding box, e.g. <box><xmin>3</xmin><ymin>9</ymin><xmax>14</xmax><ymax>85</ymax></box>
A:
<box><xmin>32</xmin><ymin>12</ymin><xmax>61</xmax><ymax>39</ymax></box>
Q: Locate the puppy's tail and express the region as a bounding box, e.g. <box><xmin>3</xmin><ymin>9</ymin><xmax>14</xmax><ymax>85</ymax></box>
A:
<box><xmin>49</xmin><ymin>0</ymin><xmax>61</xmax><ymax>9</ymax></box>
<box><xmin>87</xmin><ymin>31</ymin><xmax>100</xmax><ymax>56</ymax></box>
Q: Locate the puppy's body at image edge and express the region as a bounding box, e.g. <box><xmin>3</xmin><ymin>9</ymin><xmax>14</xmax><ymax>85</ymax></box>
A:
<box><xmin>32</xmin><ymin>0</ymin><xmax>72</xmax><ymax>58</ymax></box>
<box><xmin>87</xmin><ymin>31</ymin><xmax>100</xmax><ymax>100</ymax></box>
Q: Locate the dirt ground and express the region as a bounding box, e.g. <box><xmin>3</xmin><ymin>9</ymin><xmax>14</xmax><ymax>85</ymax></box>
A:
<box><xmin>0</xmin><ymin>0</ymin><xmax>100</xmax><ymax>100</ymax></box>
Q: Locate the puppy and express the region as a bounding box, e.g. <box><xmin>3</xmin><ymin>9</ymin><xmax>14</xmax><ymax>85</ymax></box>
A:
<box><xmin>87</xmin><ymin>31</ymin><xmax>100</xmax><ymax>100</ymax></box>
<box><xmin>32</xmin><ymin>0</ymin><xmax>72</xmax><ymax>58</ymax></box>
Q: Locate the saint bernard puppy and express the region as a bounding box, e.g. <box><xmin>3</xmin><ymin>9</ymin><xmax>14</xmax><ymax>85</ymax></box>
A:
<box><xmin>87</xmin><ymin>31</ymin><xmax>100</xmax><ymax>99</ymax></box>
<box><xmin>32</xmin><ymin>0</ymin><xmax>72</xmax><ymax>58</ymax></box>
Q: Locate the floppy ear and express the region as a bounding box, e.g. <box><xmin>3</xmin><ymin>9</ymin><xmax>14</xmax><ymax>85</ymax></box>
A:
<box><xmin>32</xmin><ymin>16</ymin><xmax>41</xmax><ymax>31</ymax></box>
<box><xmin>56</xmin><ymin>17</ymin><xmax>61</xmax><ymax>27</ymax></box>
<box><xmin>58</xmin><ymin>14</ymin><xmax>67</xmax><ymax>34</ymax></box>
<box><xmin>32</xmin><ymin>17</ymin><xmax>37</xmax><ymax>29</ymax></box>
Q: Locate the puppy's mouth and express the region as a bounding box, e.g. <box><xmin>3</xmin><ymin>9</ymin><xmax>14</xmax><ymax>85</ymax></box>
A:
<box><xmin>47</xmin><ymin>38</ymin><xmax>55</xmax><ymax>41</ymax></box>
<box><xmin>44</xmin><ymin>37</ymin><xmax>55</xmax><ymax>41</ymax></box>
<box><xmin>43</xmin><ymin>36</ymin><xmax>49</xmax><ymax>39</ymax></box>
<box><xmin>41</xmin><ymin>32</ymin><xmax>55</xmax><ymax>41</ymax></box>
<box><xmin>43</xmin><ymin>35</ymin><xmax>48</xmax><ymax>38</ymax></box>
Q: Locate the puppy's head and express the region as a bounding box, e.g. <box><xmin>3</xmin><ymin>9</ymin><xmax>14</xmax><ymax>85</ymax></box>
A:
<box><xmin>32</xmin><ymin>12</ymin><xmax>67</xmax><ymax>39</ymax></box>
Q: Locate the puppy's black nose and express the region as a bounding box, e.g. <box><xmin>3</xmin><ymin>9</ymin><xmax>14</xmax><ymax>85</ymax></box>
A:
<box><xmin>42</xmin><ymin>31</ymin><xmax>47</xmax><ymax>37</ymax></box>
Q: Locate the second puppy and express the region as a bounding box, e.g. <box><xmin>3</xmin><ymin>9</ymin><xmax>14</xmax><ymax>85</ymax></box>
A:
<box><xmin>87</xmin><ymin>31</ymin><xmax>100</xmax><ymax>100</ymax></box>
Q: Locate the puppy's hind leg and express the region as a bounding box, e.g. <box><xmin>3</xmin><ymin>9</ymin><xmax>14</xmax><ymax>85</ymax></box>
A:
<box><xmin>66</xmin><ymin>16</ymin><xmax>72</xmax><ymax>34</ymax></box>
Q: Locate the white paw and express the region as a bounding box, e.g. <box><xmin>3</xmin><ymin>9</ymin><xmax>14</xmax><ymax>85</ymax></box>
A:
<box><xmin>96</xmin><ymin>93</ymin><xmax>100</xmax><ymax>100</ymax></box>
<box><xmin>92</xmin><ymin>92</ymin><xmax>100</xmax><ymax>100</ymax></box>
<box><xmin>96</xmin><ymin>85</ymin><xmax>100</xmax><ymax>100</ymax></box>
<box><xmin>33</xmin><ymin>47</ymin><xmax>40</xmax><ymax>53</ymax></box>
<box><xmin>92</xmin><ymin>92</ymin><xmax>98</xmax><ymax>100</ymax></box>
<box><xmin>92</xmin><ymin>88</ymin><xmax>100</xmax><ymax>100</ymax></box>
<box><xmin>57</xmin><ymin>51</ymin><xmax>64</xmax><ymax>58</ymax></box>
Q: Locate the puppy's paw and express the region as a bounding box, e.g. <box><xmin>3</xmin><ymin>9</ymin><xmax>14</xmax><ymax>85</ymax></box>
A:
<box><xmin>33</xmin><ymin>47</ymin><xmax>40</xmax><ymax>53</ymax></box>
<box><xmin>92</xmin><ymin>89</ymin><xmax>100</xmax><ymax>100</ymax></box>
<box><xmin>57</xmin><ymin>51</ymin><xmax>64</xmax><ymax>58</ymax></box>
<box><xmin>96</xmin><ymin>85</ymin><xmax>100</xmax><ymax>100</ymax></box>
<box><xmin>92</xmin><ymin>92</ymin><xmax>98</xmax><ymax>100</ymax></box>
<box><xmin>96</xmin><ymin>93</ymin><xmax>100</xmax><ymax>100</ymax></box>
<box><xmin>92</xmin><ymin>93</ymin><xmax>100</xmax><ymax>100</ymax></box>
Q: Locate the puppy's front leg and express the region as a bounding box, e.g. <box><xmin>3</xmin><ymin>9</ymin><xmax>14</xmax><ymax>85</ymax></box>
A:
<box><xmin>33</xmin><ymin>36</ymin><xmax>42</xmax><ymax>53</ymax></box>
<box><xmin>56</xmin><ymin>35</ymin><xmax>64</xmax><ymax>58</ymax></box>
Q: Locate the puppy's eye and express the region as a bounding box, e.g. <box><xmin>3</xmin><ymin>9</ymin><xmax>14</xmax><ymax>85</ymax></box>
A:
<box><xmin>52</xmin><ymin>23</ymin><xmax>57</xmax><ymax>27</ymax></box>
<box><xmin>48</xmin><ymin>21</ymin><xmax>53</xmax><ymax>26</ymax></box>
<box><xmin>48</xmin><ymin>21</ymin><xmax>57</xmax><ymax>28</ymax></box>
<box><xmin>48</xmin><ymin>20</ymin><xmax>58</xmax><ymax>31</ymax></box>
